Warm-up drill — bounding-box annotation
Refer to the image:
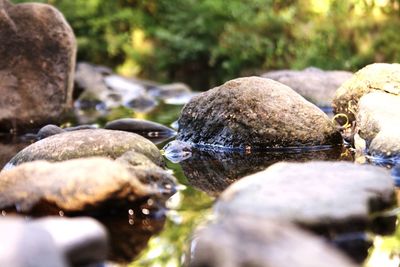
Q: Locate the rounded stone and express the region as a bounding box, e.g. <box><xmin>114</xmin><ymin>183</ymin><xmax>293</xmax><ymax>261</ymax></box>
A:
<box><xmin>4</xmin><ymin>129</ymin><xmax>163</xmax><ymax>169</ymax></box>
<box><xmin>0</xmin><ymin>0</ymin><xmax>76</xmax><ymax>131</ymax></box>
<box><xmin>177</xmin><ymin>76</ymin><xmax>342</xmax><ymax>149</ymax></box>
<box><xmin>0</xmin><ymin>157</ymin><xmax>175</xmax><ymax>213</ymax></box>
<box><xmin>333</xmin><ymin>63</ymin><xmax>400</xmax><ymax>123</ymax></box>
<box><xmin>215</xmin><ymin>161</ymin><xmax>395</xmax><ymax>233</ymax></box>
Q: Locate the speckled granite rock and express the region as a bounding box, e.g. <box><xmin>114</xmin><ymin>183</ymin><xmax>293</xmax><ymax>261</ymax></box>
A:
<box><xmin>3</xmin><ymin>129</ymin><xmax>163</xmax><ymax>169</ymax></box>
<box><xmin>178</xmin><ymin>77</ymin><xmax>342</xmax><ymax>149</ymax></box>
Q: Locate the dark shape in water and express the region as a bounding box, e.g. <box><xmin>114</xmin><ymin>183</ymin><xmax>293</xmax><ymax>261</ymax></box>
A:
<box><xmin>331</xmin><ymin>232</ymin><xmax>372</xmax><ymax>263</ymax></box>
<box><xmin>105</xmin><ymin>118</ymin><xmax>177</xmax><ymax>144</ymax></box>
<box><xmin>0</xmin><ymin>136</ymin><xmax>32</xmax><ymax>169</ymax></box>
<box><xmin>180</xmin><ymin>146</ymin><xmax>346</xmax><ymax>196</ymax></box>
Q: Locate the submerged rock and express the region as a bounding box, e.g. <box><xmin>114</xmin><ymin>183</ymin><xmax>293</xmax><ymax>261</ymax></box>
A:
<box><xmin>4</xmin><ymin>129</ymin><xmax>163</xmax><ymax>169</ymax></box>
<box><xmin>177</xmin><ymin>77</ymin><xmax>342</xmax><ymax>150</ymax></box>
<box><xmin>0</xmin><ymin>156</ymin><xmax>175</xmax><ymax>213</ymax></box>
<box><xmin>333</xmin><ymin>63</ymin><xmax>400</xmax><ymax>124</ymax></box>
<box><xmin>0</xmin><ymin>217</ymin><xmax>107</xmax><ymax>267</ymax></box>
<box><xmin>262</xmin><ymin>67</ymin><xmax>352</xmax><ymax>107</ymax></box>
<box><xmin>190</xmin><ymin>217</ymin><xmax>357</xmax><ymax>267</ymax></box>
<box><xmin>216</xmin><ymin>161</ymin><xmax>395</xmax><ymax>234</ymax></box>
<box><xmin>356</xmin><ymin>91</ymin><xmax>400</xmax><ymax>161</ymax></box>
<box><xmin>105</xmin><ymin>118</ymin><xmax>176</xmax><ymax>144</ymax></box>
<box><xmin>0</xmin><ymin>0</ymin><xmax>76</xmax><ymax>132</ymax></box>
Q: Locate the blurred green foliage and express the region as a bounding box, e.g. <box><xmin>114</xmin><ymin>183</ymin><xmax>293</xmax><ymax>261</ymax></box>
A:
<box><xmin>12</xmin><ymin>0</ymin><xmax>400</xmax><ymax>89</ymax></box>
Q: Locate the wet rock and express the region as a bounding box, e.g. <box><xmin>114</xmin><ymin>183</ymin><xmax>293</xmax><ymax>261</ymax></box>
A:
<box><xmin>190</xmin><ymin>217</ymin><xmax>357</xmax><ymax>267</ymax></box>
<box><xmin>4</xmin><ymin>129</ymin><xmax>163</xmax><ymax>169</ymax></box>
<box><xmin>149</xmin><ymin>82</ymin><xmax>191</xmax><ymax>99</ymax></box>
<box><xmin>177</xmin><ymin>77</ymin><xmax>342</xmax><ymax>149</ymax></box>
<box><xmin>216</xmin><ymin>161</ymin><xmax>395</xmax><ymax>234</ymax></box>
<box><xmin>162</xmin><ymin>140</ymin><xmax>192</xmax><ymax>163</ymax></box>
<box><xmin>356</xmin><ymin>91</ymin><xmax>400</xmax><ymax>161</ymax></box>
<box><xmin>0</xmin><ymin>0</ymin><xmax>76</xmax><ymax>132</ymax></box>
<box><xmin>105</xmin><ymin>118</ymin><xmax>176</xmax><ymax>144</ymax></box>
<box><xmin>30</xmin><ymin>217</ymin><xmax>108</xmax><ymax>266</ymax></box>
<box><xmin>74</xmin><ymin>63</ymin><xmax>157</xmax><ymax>113</ymax></box>
<box><xmin>333</xmin><ymin>63</ymin><xmax>400</xmax><ymax>124</ymax></box>
<box><xmin>0</xmin><ymin>156</ymin><xmax>175</xmax><ymax>213</ymax></box>
<box><xmin>262</xmin><ymin>67</ymin><xmax>352</xmax><ymax>107</ymax></box>
<box><xmin>0</xmin><ymin>217</ymin><xmax>67</xmax><ymax>267</ymax></box>
<box><xmin>0</xmin><ymin>216</ymin><xmax>107</xmax><ymax>267</ymax></box>
<box><xmin>37</xmin><ymin>124</ymin><xmax>98</xmax><ymax>140</ymax></box>
<box><xmin>180</xmin><ymin>147</ymin><xmax>344</xmax><ymax>196</ymax></box>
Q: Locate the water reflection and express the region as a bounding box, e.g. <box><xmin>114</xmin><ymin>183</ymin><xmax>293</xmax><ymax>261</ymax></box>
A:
<box><xmin>180</xmin><ymin>146</ymin><xmax>349</xmax><ymax>196</ymax></box>
<box><xmin>0</xmin><ymin>135</ymin><xmax>32</xmax><ymax>169</ymax></box>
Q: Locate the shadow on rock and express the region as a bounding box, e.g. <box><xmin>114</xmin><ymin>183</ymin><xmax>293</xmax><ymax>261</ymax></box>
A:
<box><xmin>180</xmin><ymin>146</ymin><xmax>347</xmax><ymax>196</ymax></box>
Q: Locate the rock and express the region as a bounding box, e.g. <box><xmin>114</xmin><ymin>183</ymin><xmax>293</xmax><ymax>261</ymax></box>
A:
<box><xmin>180</xmin><ymin>147</ymin><xmax>344</xmax><ymax>196</ymax></box>
<box><xmin>177</xmin><ymin>77</ymin><xmax>342</xmax><ymax>149</ymax></box>
<box><xmin>333</xmin><ymin>63</ymin><xmax>400</xmax><ymax>124</ymax></box>
<box><xmin>0</xmin><ymin>217</ymin><xmax>67</xmax><ymax>267</ymax></box>
<box><xmin>4</xmin><ymin>129</ymin><xmax>163</xmax><ymax>169</ymax></box>
<box><xmin>262</xmin><ymin>67</ymin><xmax>352</xmax><ymax>107</ymax></box>
<box><xmin>105</xmin><ymin>118</ymin><xmax>176</xmax><ymax>144</ymax></box>
<box><xmin>30</xmin><ymin>217</ymin><xmax>108</xmax><ymax>266</ymax></box>
<box><xmin>74</xmin><ymin>63</ymin><xmax>157</xmax><ymax>112</ymax></box>
<box><xmin>0</xmin><ymin>0</ymin><xmax>76</xmax><ymax>132</ymax></box>
<box><xmin>37</xmin><ymin>124</ymin><xmax>98</xmax><ymax>140</ymax></box>
<box><xmin>149</xmin><ymin>82</ymin><xmax>192</xmax><ymax>99</ymax></box>
<box><xmin>190</xmin><ymin>217</ymin><xmax>357</xmax><ymax>267</ymax></box>
<box><xmin>0</xmin><ymin>156</ymin><xmax>175</xmax><ymax>213</ymax></box>
<box><xmin>0</xmin><ymin>216</ymin><xmax>107</xmax><ymax>267</ymax></box>
<box><xmin>215</xmin><ymin>161</ymin><xmax>395</xmax><ymax>234</ymax></box>
<box><xmin>356</xmin><ymin>91</ymin><xmax>400</xmax><ymax>160</ymax></box>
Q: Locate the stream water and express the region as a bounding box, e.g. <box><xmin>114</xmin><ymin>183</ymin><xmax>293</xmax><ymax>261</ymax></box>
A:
<box><xmin>1</xmin><ymin>101</ymin><xmax>399</xmax><ymax>267</ymax></box>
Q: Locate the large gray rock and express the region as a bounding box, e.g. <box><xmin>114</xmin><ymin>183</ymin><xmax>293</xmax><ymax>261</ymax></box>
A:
<box><xmin>190</xmin><ymin>217</ymin><xmax>358</xmax><ymax>267</ymax></box>
<box><xmin>356</xmin><ymin>91</ymin><xmax>400</xmax><ymax>159</ymax></box>
<box><xmin>0</xmin><ymin>156</ymin><xmax>175</xmax><ymax>213</ymax></box>
<box><xmin>0</xmin><ymin>0</ymin><xmax>76</xmax><ymax>132</ymax></box>
<box><xmin>177</xmin><ymin>77</ymin><xmax>342</xmax><ymax>149</ymax></box>
<box><xmin>262</xmin><ymin>67</ymin><xmax>352</xmax><ymax>107</ymax></box>
<box><xmin>333</xmin><ymin>63</ymin><xmax>400</xmax><ymax>124</ymax></box>
<box><xmin>0</xmin><ymin>217</ymin><xmax>107</xmax><ymax>267</ymax></box>
<box><xmin>216</xmin><ymin>161</ymin><xmax>395</xmax><ymax>233</ymax></box>
<box><xmin>4</xmin><ymin>129</ymin><xmax>163</xmax><ymax>169</ymax></box>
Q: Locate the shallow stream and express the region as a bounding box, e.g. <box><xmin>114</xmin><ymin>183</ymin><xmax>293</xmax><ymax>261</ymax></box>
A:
<box><xmin>1</xmin><ymin>101</ymin><xmax>400</xmax><ymax>267</ymax></box>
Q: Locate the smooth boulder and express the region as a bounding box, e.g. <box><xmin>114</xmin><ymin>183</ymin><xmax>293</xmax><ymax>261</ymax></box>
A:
<box><xmin>0</xmin><ymin>217</ymin><xmax>107</xmax><ymax>267</ymax></box>
<box><xmin>177</xmin><ymin>77</ymin><xmax>342</xmax><ymax>149</ymax></box>
<box><xmin>190</xmin><ymin>217</ymin><xmax>357</xmax><ymax>267</ymax></box>
<box><xmin>216</xmin><ymin>161</ymin><xmax>394</xmax><ymax>233</ymax></box>
<box><xmin>0</xmin><ymin>156</ymin><xmax>175</xmax><ymax>213</ymax></box>
<box><xmin>0</xmin><ymin>0</ymin><xmax>76</xmax><ymax>131</ymax></box>
<box><xmin>356</xmin><ymin>91</ymin><xmax>400</xmax><ymax>159</ymax></box>
<box><xmin>262</xmin><ymin>67</ymin><xmax>352</xmax><ymax>107</ymax></box>
<box><xmin>333</xmin><ymin>63</ymin><xmax>400</xmax><ymax>123</ymax></box>
<box><xmin>4</xmin><ymin>129</ymin><xmax>163</xmax><ymax>169</ymax></box>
